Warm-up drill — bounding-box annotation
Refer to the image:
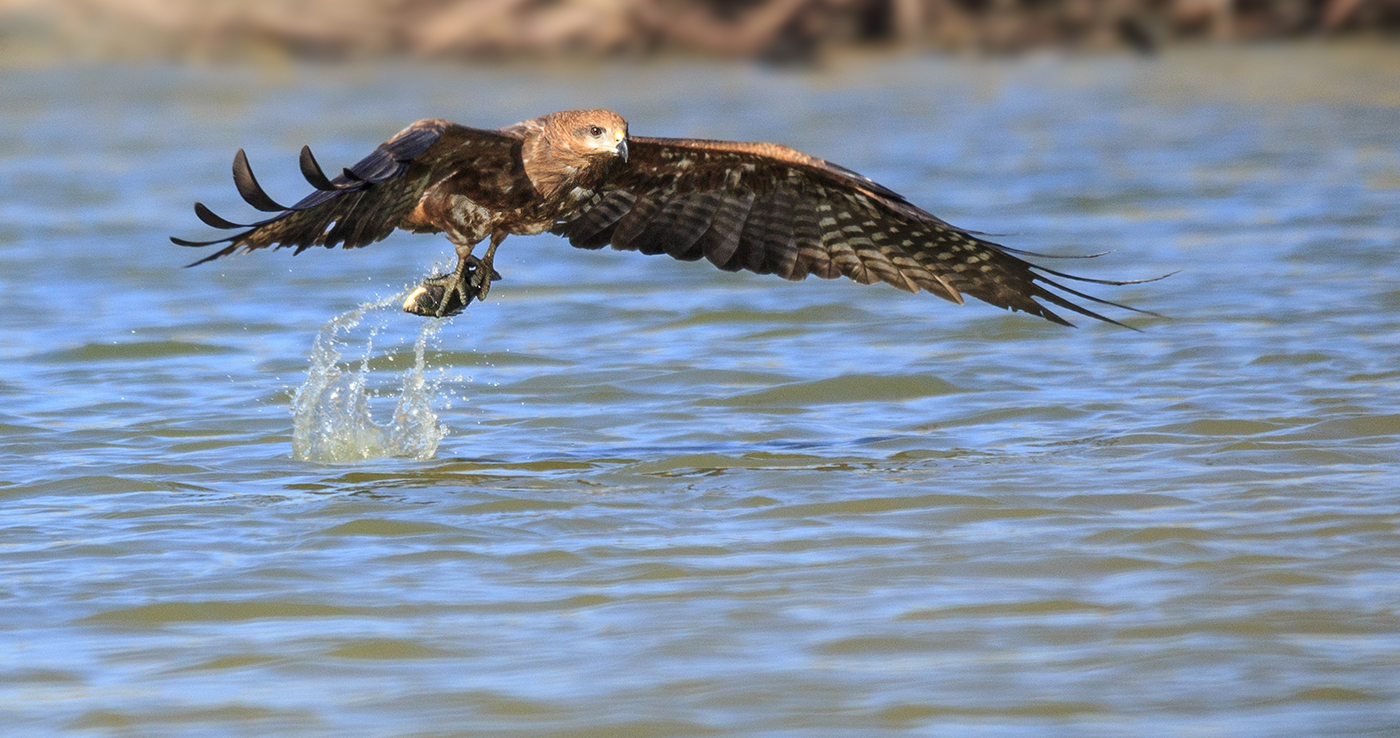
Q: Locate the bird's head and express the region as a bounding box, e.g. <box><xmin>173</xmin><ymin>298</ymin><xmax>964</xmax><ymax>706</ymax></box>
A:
<box><xmin>555</xmin><ymin>109</ymin><xmax>629</xmax><ymax>164</ymax></box>
<box><xmin>523</xmin><ymin>109</ymin><xmax>629</xmax><ymax>195</ymax></box>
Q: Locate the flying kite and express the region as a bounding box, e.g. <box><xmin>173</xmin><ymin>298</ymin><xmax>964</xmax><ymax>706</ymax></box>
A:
<box><xmin>174</xmin><ymin>109</ymin><xmax>1155</xmax><ymax>324</ymax></box>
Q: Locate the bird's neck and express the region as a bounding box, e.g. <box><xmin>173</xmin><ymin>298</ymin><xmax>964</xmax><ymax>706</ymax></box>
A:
<box><xmin>521</xmin><ymin>133</ymin><xmax>619</xmax><ymax>201</ymax></box>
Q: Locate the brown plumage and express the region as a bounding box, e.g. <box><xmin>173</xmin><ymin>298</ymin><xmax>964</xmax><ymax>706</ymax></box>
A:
<box><xmin>173</xmin><ymin>109</ymin><xmax>1159</xmax><ymax>325</ymax></box>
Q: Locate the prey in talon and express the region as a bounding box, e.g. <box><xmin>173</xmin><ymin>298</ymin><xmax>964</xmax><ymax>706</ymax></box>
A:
<box><xmin>403</xmin><ymin>258</ymin><xmax>503</xmax><ymax>318</ymax></box>
<box><xmin>174</xmin><ymin>108</ymin><xmax>1162</xmax><ymax>329</ymax></box>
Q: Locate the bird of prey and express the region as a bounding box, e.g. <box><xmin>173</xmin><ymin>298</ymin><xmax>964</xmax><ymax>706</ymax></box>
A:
<box><xmin>173</xmin><ymin>109</ymin><xmax>1155</xmax><ymax>325</ymax></box>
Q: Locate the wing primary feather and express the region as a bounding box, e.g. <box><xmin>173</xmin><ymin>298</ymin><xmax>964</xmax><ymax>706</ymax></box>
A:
<box><xmin>171</xmin><ymin>234</ymin><xmax>237</xmax><ymax>247</ymax></box>
<box><xmin>298</xmin><ymin>146</ymin><xmax>339</xmax><ymax>191</ymax></box>
<box><xmin>1033</xmin><ymin>287</ymin><xmax>1137</xmax><ymax>331</ymax></box>
<box><xmin>1032</xmin><ymin>263</ymin><xmax>1178</xmax><ymax>286</ymax></box>
<box><xmin>175</xmin><ymin>118</ymin><xmax>476</xmax><ymax>266</ymax></box>
<box><xmin>194</xmin><ymin>202</ymin><xmax>255</xmax><ymax>230</ymax></box>
<box><xmin>996</xmin><ymin>245</ymin><xmax>1110</xmax><ymax>259</ymax></box>
<box><xmin>232</xmin><ymin>149</ymin><xmax>290</xmax><ymax>213</ymax></box>
<box><xmin>1033</xmin><ymin>274</ymin><xmax>1165</xmax><ymax>318</ymax></box>
<box><xmin>183</xmin><ymin>243</ymin><xmax>243</xmax><ymax>267</ymax></box>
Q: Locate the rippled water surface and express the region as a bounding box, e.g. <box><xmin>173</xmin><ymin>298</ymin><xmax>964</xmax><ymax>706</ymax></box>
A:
<box><xmin>3</xmin><ymin>46</ymin><xmax>1399</xmax><ymax>736</ymax></box>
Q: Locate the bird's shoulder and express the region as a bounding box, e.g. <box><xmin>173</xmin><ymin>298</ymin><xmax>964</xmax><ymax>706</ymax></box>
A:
<box><xmin>623</xmin><ymin>135</ymin><xmax>918</xmax><ymax>212</ymax></box>
<box><xmin>394</xmin><ymin>118</ymin><xmax>523</xmax><ymax>166</ymax></box>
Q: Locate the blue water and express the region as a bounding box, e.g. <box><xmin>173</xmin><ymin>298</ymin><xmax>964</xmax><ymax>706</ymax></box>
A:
<box><xmin>2</xmin><ymin>46</ymin><xmax>1399</xmax><ymax>736</ymax></box>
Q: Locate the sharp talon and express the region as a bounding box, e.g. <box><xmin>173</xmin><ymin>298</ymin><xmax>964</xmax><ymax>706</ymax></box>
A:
<box><xmin>402</xmin><ymin>247</ymin><xmax>502</xmax><ymax>319</ymax></box>
<box><xmin>471</xmin><ymin>255</ymin><xmax>499</xmax><ymax>302</ymax></box>
<box><xmin>403</xmin><ymin>271</ymin><xmax>469</xmax><ymax>318</ymax></box>
<box><xmin>470</xmin><ymin>268</ymin><xmax>493</xmax><ymax>302</ymax></box>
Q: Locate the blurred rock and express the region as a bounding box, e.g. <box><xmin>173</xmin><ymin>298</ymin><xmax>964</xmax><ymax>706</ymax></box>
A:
<box><xmin>2</xmin><ymin>0</ymin><xmax>1398</xmax><ymax>62</ymax></box>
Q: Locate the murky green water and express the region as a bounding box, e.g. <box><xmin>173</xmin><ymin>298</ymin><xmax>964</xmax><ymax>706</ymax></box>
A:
<box><xmin>3</xmin><ymin>46</ymin><xmax>1399</xmax><ymax>736</ymax></box>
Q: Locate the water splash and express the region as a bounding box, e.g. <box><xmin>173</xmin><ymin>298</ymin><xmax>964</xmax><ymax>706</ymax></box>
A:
<box><xmin>291</xmin><ymin>293</ymin><xmax>449</xmax><ymax>462</ymax></box>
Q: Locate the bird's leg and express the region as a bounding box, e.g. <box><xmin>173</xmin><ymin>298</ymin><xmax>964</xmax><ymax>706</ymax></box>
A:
<box><xmin>426</xmin><ymin>243</ymin><xmax>478</xmax><ymax>318</ymax></box>
<box><xmin>403</xmin><ymin>239</ymin><xmax>503</xmax><ymax>318</ymax></box>
<box><xmin>469</xmin><ymin>232</ymin><xmax>506</xmax><ymax>302</ymax></box>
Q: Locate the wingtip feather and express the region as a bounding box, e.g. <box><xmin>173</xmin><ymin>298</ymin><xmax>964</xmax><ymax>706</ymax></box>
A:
<box><xmin>193</xmin><ymin>201</ymin><xmax>253</xmax><ymax>230</ymax></box>
<box><xmin>232</xmin><ymin>149</ymin><xmax>290</xmax><ymax>213</ymax></box>
<box><xmin>299</xmin><ymin>145</ymin><xmax>338</xmax><ymax>191</ymax></box>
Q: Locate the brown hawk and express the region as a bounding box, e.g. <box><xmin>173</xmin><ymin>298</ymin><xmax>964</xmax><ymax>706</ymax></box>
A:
<box><xmin>173</xmin><ymin>109</ymin><xmax>1156</xmax><ymax>325</ymax></box>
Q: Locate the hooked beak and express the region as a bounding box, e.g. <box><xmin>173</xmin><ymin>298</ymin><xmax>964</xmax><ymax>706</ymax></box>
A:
<box><xmin>615</xmin><ymin>138</ymin><xmax>629</xmax><ymax>162</ymax></box>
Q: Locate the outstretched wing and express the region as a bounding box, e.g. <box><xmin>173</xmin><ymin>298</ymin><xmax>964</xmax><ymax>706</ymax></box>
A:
<box><xmin>552</xmin><ymin>136</ymin><xmax>1159</xmax><ymax>327</ymax></box>
<box><xmin>172</xmin><ymin>119</ymin><xmax>517</xmax><ymax>266</ymax></box>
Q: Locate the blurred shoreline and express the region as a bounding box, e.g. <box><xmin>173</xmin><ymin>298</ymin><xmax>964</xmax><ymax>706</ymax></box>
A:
<box><xmin>2</xmin><ymin>0</ymin><xmax>1397</xmax><ymax>66</ymax></box>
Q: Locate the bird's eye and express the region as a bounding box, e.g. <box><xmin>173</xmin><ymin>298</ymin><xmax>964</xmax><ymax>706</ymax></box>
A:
<box><xmin>589</xmin><ymin>126</ymin><xmax>604</xmax><ymax>137</ymax></box>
